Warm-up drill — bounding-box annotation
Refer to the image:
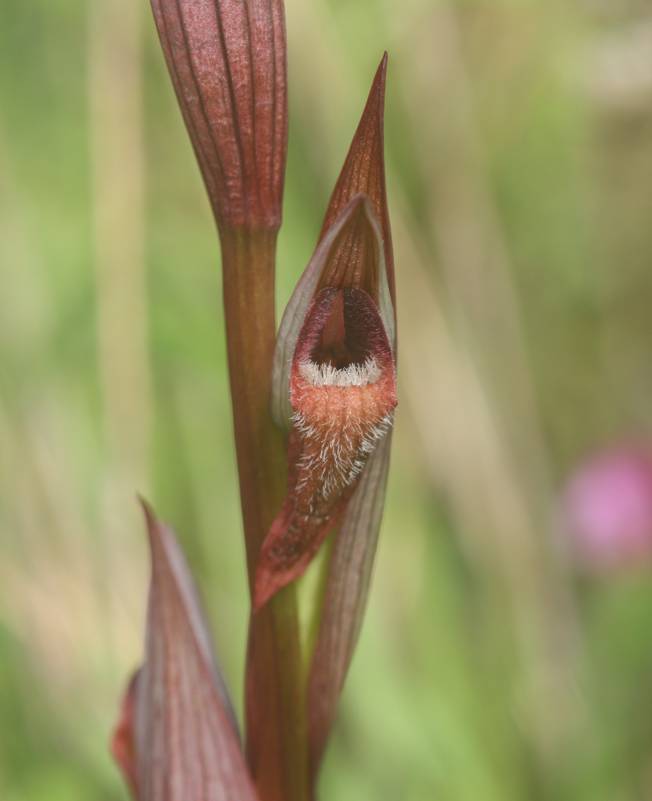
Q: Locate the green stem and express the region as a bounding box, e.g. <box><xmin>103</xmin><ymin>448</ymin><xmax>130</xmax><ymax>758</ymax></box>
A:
<box><xmin>220</xmin><ymin>227</ymin><xmax>308</xmax><ymax>801</ymax></box>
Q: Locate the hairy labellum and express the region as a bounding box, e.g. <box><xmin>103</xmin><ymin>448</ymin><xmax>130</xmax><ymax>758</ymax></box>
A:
<box><xmin>255</xmin><ymin>285</ymin><xmax>396</xmax><ymax>609</ymax></box>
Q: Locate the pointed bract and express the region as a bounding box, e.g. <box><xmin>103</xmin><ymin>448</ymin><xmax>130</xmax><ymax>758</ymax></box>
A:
<box><xmin>112</xmin><ymin>501</ymin><xmax>258</xmax><ymax>801</ymax></box>
<box><xmin>150</xmin><ymin>0</ymin><xmax>287</xmax><ymax>230</ymax></box>
<box><xmin>320</xmin><ymin>53</ymin><xmax>395</xmax><ymax>303</ymax></box>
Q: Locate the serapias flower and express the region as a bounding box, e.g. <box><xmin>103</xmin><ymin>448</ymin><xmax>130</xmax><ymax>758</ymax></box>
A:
<box><xmin>112</xmin><ymin>500</ymin><xmax>258</xmax><ymax>801</ymax></box>
<box><xmin>254</xmin><ymin>196</ymin><xmax>396</xmax><ymax>609</ymax></box>
<box><xmin>254</xmin><ymin>51</ymin><xmax>397</xmax><ymax>612</ymax></box>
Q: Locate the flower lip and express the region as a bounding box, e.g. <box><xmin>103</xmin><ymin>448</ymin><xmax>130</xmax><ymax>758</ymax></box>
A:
<box><xmin>290</xmin><ymin>287</ymin><xmax>396</xmax><ymax>428</ymax></box>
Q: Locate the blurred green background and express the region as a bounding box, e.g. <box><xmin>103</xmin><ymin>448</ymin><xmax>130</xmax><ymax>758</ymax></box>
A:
<box><xmin>3</xmin><ymin>0</ymin><xmax>652</xmax><ymax>799</ymax></box>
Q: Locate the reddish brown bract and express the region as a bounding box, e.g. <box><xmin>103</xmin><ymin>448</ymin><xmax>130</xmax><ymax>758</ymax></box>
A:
<box><xmin>150</xmin><ymin>0</ymin><xmax>287</xmax><ymax>230</ymax></box>
<box><xmin>321</xmin><ymin>53</ymin><xmax>394</xmax><ymax>302</ymax></box>
<box><xmin>112</xmin><ymin>501</ymin><xmax>259</xmax><ymax>801</ymax></box>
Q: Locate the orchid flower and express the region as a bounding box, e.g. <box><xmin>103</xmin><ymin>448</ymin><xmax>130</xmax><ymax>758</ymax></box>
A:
<box><xmin>255</xmin><ymin>193</ymin><xmax>396</xmax><ymax>609</ymax></box>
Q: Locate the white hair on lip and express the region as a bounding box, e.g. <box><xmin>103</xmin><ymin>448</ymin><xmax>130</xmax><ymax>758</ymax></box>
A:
<box><xmin>291</xmin><ymin>409</ymin><xmax>393</xmax><ymax>495</ymax></box>
<box><xmin>299</xmin><ymin>356</ymin><xmax>381</xmax><ymax>387</ymax></box>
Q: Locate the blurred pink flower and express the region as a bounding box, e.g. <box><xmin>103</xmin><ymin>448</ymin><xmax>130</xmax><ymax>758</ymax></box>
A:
<box><xmin>564</xmin><ymin>445</ymin><xmax>652</xmax><ymax>571</ymax></box>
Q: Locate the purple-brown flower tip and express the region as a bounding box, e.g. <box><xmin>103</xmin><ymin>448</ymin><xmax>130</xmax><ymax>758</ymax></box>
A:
<box><xmin>112</xmin><ymin>499</ymin><xmax>258</xmax><ymax>801</ymax></box>
<box><xmin>320</xmin><ymin>53</ymin><xmax>394</xmax><ymax>302</ymax></box>
<box><xmin>150</xmin><ymin>0</ymin><xmax>287</xmax><ymax>230</ymax></box>
<box><xmin>257</xmin><ymin>196</ymin><xmax>396</xmax><ymax>611</ymax></box>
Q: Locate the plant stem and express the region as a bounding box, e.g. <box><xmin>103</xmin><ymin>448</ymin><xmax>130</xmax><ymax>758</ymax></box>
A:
<box><xmin>220</xmin><ymin>227</ymin><xmax>308</xmax><ymax>801</ymax></box>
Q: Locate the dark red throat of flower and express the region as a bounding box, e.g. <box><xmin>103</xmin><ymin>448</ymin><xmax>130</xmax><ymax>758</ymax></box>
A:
<box><xmin>254</xmin><ymin>287</ymin><xmax>396</xmax><ymax>611</ymax></box>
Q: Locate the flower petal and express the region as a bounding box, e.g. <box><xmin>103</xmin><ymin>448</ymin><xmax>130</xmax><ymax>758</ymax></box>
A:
<box><xmin>149</xmin><ymin>0</ymin><xmax>287</xmax><ymax>230</ymax></box>
<box><xmin>112</xmin><ymin>500</ymin><xmax>258</xmax><ymax>801</ymax></box>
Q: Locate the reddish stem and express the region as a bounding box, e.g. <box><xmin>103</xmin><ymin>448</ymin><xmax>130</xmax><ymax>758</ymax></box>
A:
<box><xmin>220</xmin><ymin>227</ymin><xmax>308</xmax><ymax>801</ymax></box>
